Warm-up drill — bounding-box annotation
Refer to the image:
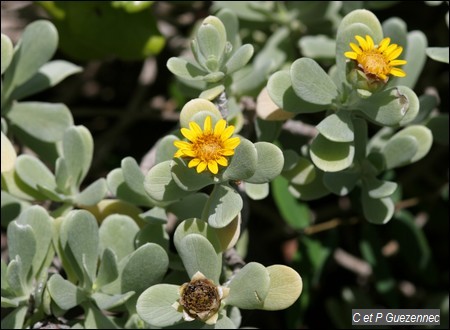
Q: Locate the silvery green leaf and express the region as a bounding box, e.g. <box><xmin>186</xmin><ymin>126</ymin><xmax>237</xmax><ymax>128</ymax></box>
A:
<box><xmin>356</xmin><ymin>86</ymin><xmax>419</xmax><ymax>127</ymax></box>
<box><xmin>121</xmin><ymin>243</ymin><xmax>169</xmax><ymax>295</ymax></box>
<box><xmin>426</xmin><ymin>47</ymin><xmax>449</xmax><ymax>63</ymax></box>
<box><xmin>316</xmin><ymin>111</ymin><xmax>354</xmax><ymax>143</ymax></box>
<box><xmin>245</xmin><ymin>142</ymin><xmax>284</xmax><ymax>184</ymax></box>
<box><xmin>225</xmin><ymin>44</ymin><xmax>254</xmax><ymax>74</ymax></box>
<box><xmin>63</xmin><ymin>126</ymin><xmax>93</xmax><ymax>188</ymax></box>
<box><xmin>382</xmin><ymin>135</ymin><xmax>418</xmax><ymax>169</ymax></box>
<box><xmin>202</xmin><ymin>183</ymin><xmax>242</xmax><ymax>228</ymax></box>
<box><xmin>261</xmin><ymin>265</ymin><xmax>303</xmax><ymax>311</ymax></box>
<box><xmin>310</xmin><ymin>134</ymin><xmax>355</xmax><ymax>172</ymax></box>
<box><xmin>290</xmin><ymin>58</ymin><xmax>338</xmax><ymax>106</ymax></box>
<box><xmin>173</xmin><ymin>218</ymin><xmax>220</xmax><ymax>254</ymax></box>
<box><xmin>167</xmin><ymin>57</ymin><xmax>206</xmax><ymax>80</ymax></box>
<box><xmin>99</xmin><ymin>214</ymin><xmax>139</xmax><ymax>262</ymax></box>
<box><xmin>176</xmin><ymin>233</ymin><xmax>221</xmax><ymax>283</ymax></box>
<box><xmin>75</xmin><ymin>178</ymin><xmax>107</xmax><ymax>206</ymax></box>
<box><xmin>7</xmin><ymin>102</ymin><xmax>73</xmax><ymax>143</ymax></box>
<box><xmin>382</xmin><ymin>17</ymin><xmax>407</xmax><ymax>50</ymax></box>
<box><xmin>7</xmin><ymin>257</ymin><xmax>26</xmax><ymax>296</ymax></box>
<box><xmin>1</xmin><ymin>33</ymin><xmax>13</xmax><ymax>75</ymax></box>
<box><xmin>144</xmin><ymin>160</ymin><xmax>188</xmax><ymax>203</ymax></box>
<box><xmin>267</xmin><ymin>71</ymin><xmax>325</xmax><ymax>114</ymax></box>
<box><xmin>60</xmin><ymin>210</ymin><xmax>99</xmax><ymax>286</ymax></box>
<box><xmin>7</xmin><ymin>222</ymin><xmax>36</xmax><ymax>285</ymax></box>
<box><xmin>47</xmin><ymin>274</ymin><xmax>87</xmax><ymax>310</ymax></box>
<box><xmin>3</xmin><ymin>20</ymin><xmax>58</xmax><ymax>91</ymax></box>
<box><xmin>14</xmin><ymin>155</ymin><xmax>56</xmax><ymax>195</ymax></box>
<box><xmin>11</xmin><ymin>60</ymin><xmax>82</xmax><ymax>100</ymax></box>
<box><xmin>16</xmin><ymin>205</ymin><xmax>53</xmax><ymax>279</ymax></box>
<box><xmin>136</xmin><ymin>284</ymin><xmax>183</xmax><ymax>327</ymax></box>
<box><xmin>226</xmin><ymin>262</ymin><xmax>270</xmax><ymax>309</ymax></box>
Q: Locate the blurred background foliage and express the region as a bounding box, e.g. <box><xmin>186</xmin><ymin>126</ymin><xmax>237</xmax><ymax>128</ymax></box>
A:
<box><xmin>1</xmin><ymin>1</ymin><xmax>448</xmax><ymax>328</ymax></box>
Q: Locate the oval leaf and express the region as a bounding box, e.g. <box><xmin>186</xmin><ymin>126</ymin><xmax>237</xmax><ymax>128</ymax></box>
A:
<box><xmin>1</xmin><ymin>33</ymin><xmax>13</xmax><ymax>74</ymax></box>
<box><xmin>262</xmin><ymin>265</ymin><xmax>303</xmax><ymax>311</ymax></box>
<box><xmin>7</xmin><ymin>102</ymin><xmax>73</xmax><ymax>143</ymax></box>
<box><xmin>316</xmin><ymin>111</ymin><xmax>354</xmax><ymax>143</ymax></box>
<box><xmin>361</xmin><ymin>192</ymin><xmax>395</xmax><ymax>225</ymax></box>
<box><xmin>176</xmin><ymin>233</ymin><xmax>221</xmax><ymax>283</ymax></box>
<box><xmin>310</xmin><ymin>134</ymin><xmax>355</xmax><ymax>172</ymax></box>
<box><xmin>136</xmin><ymin>284</ymin><xmax>183</xmax><ymax>327</ymax></box>
<box><xmin>245</xmin><ymin>142</ymin><xmax>284</xmax><ymax>184</ymax></box>
<box><xmin>121</xmin><ymin>243</ymin><xmax>169</xmax><ymax>294</ymax></box>
<box><xmin>15</xmin><ymin>154</ymin><xmax>56</xmax><ymax>192</ymax></box>
<box><xmin>226</xmin><ymin>262</ymin><xmax>270</xmax><ymax>309</ymax></box>
<box><xmin>1</xmin><ymin>131</ymin><xmax>17</xmax><ymax>173</ymax></box>
<box><xmin>99</xmin><ymin>214</ymin><xmax>139</xmax><ymax>262</ymax></box>
<box><xmin>290</xmin><ymin>58</ymin><xmax>338</xmax><ymax>105</ymax></box>
<box><xmin>202</xmin><ymin>183</ymin><xmax>243</xmax><ymax>228</ymax></box>
<box><xmin>63</xmin><ymin>126</ymin><xmax>93</xmax><ymax>188</ymax></box>
<box><xmin>221</xmin><ymin>137</ymin><xmax>257</xmax><ymax>181</ymax></box>
<box><xmin>144</xmin><ymin>160</ymin><xmax>189</xmax><ymax>203</ymax></box>
<box><xmin>382</xmin><ymin>135</ymin><xmax>418</xmax><ymax>169</ymax></box>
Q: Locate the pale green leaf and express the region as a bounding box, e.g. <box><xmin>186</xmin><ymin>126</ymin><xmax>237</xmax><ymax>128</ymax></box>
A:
<box><xmin>226</xmin><ymin>262</ymin><xmax>270</xmax><ymax>309</ymax></box>
<box><xmin>143</xmin><ymin>160</ymin><xmax>188</xmax><ymax>203</ymax></box>
<box><xmin>262</xmin><ymin>265</ymin><xmax>303</xmax><ymax>311</ymax></box>
<box><xmin>95</xmin><ymin>249</ymin><xmax>118</xmax><ymax>288</ymax></box>
<box><xmin>382</xmin><ymin>136</ymin><xmax>418</xmax><ymax>169</ymax></box>
<box><xmin>310</xmin><ymin>134</ymin><xmax>355</xmax><ymax>172</ymax></box>
<box><xmin>290</xmin><ymin>58</ymin><xmax>338</xmax><ymax>105</ymax></box>
<box><xmin>47</xmin><ymin>274</ymin><xmax>87</xmax><ymax>310</ymax></box>
<box><xmin>426</xmin><ymin>47</ymin><xmax>449</xmax><ymax>63</ymax></box>
<box><xmin>1</xmin><ymin>131</ymin><xmax>17</xmax><ymax>173</ymax></box>
<box><xmin>245</xmin><ymin>182</ymin><xmax>269</xmax><ymax>200</ymax></box>
<box><xmin>245</xmin><ymin>142</ymin><xmax>284</xmax><ymax>184</ymax></box>
<box><xmin>75</xmin><ymin>178</ymin><xmax>107</xmax><ymax>206</ymax></box>
<box><xmin>221</xmin><ymin>137</ymin><xmax>257</xmax><ymax>181</ymax></box>
<box><xmin>171</xmin><ymin>158</ymin><xmax>215</xmax><ymax>191</ymax></box>
<box><xmin>167</xmin><ymin>57</ymin><xmax>205</xmax><ymax>80</ymax></box>
<box><xmin>136</xmin><ymin>284</ymin><xmax>183</xmax><ymax>327</ymax></box>
<box><xmin>202</xmin><ymin>183</ymin><xmax>242</xmax><ymax>228</ymax></box>
<box><xmin>12</xmin><ymin>60</ymin><xmax>82</xmax><ymax>100</ymax></box>
<box><xmin>317</xmin><ymin>111</ymin><xmax>354</xmax><ymax>143</ymax></box>
<box><xmin>121</xmin><ymin>243</ymin><xmax>169</xmax><ymax>294</ymax></box>
<box><xmin>63</xmin><ymin>126</ymin><xmax>93</xmax><ymax>188</ymax></box>
<box><xmin>1</xmin><ymin>33</ymin><xmax>13</xmax><ymax>75</ymax></box>
<box><xmin>99</xmin><ymin>214</ymin><xmax>139</xmax><ymax>262</ymax></box>
<box><xmin>176</xmin><ymin>233</ymin><xmax>221</xmax><ymax>283</ymax></box>
<box><xmin>7</xmin><ymin>102</ymin><xmax>73</xmax><ymax>143</ymax></box>
<box><xmin>225</xmin><ymin>44</ymin><xmax>254</xmax><ymax>74</ymax></box>
<box><xmin>361</xmin><ymin>191</ymin><xmax>395</xmax><ymax>224</ymax></box>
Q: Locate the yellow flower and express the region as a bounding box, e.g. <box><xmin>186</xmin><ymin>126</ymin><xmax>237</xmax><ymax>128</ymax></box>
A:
<box><xmin>174</xmin><ymin>116</ymin><xmax>240</xmax><ymax>175</ymax></box>
<box><xmin>344</xmin><ymin>35</ymin><xmax>407</xmax><ymax>82</ymax></box>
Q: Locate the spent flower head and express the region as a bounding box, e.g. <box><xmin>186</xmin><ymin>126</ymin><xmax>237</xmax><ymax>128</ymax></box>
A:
<box><xmin>345</xmin><ymin>35</ymin><xmax>407</xmax><ymax>82</ymax></box>
<box><xmin>174</xmin><ymin>116</ymin><xmax>240</xmax><ymax>174</ymax></box>
<box><xmin>172</xmin><ymin>271</ymin><xmax>229</xmax><ymax>325</ymax></box>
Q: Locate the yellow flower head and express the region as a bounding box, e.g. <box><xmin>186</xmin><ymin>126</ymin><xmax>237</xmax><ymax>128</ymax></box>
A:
<box><xmin>344</xmin><ymin>35</ymin><xmax>407</xmax><ymax>82</ymax></box>
<box><xmin>174</xmin><ymin>116</ymin><xmax>240</xmax><ymax>175</ymax></box>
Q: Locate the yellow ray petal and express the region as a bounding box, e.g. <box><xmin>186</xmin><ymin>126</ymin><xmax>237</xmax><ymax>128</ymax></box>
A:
<box><xmin>387</xmin><ymin>46</ymin><xmax>403</xmax><ymax>60</ymax></box>
<box><xmin>189</xmin><ymin>121</ymin><xmax>202</xmax><ymax>135</ymax></box>
<box><xmin>378</xmin><ymin>37</ymin><xmax>391</xmax><ymax>52</ymax></box>
<box><xmin>344</xmin><ymin>51</ymin><xmax>358</xmax><ymax>59</ymax></box>
<box><xmin>223</xmin><ymin>137</ymin><xmax>240</xmax><ymax>149</ymax></box>
<box><xmin>174</xmin><ymin>140</ymin><xmax>192</xmax><ymax>149</ymax></box>
<box><xmin>355</xmin><ymin>35</ymin><xmax>368</xmax><ymax>50</ymax></box>
<box><xmin>216</xmin><ymin>156</ymin><xmax>228</xmax><ymax>166</ymax></box>
<box><xmin>207</xmin><ymin>160</ymin><xmax>219</xmax><ymax>174</ymax></box>
<box><xmin>221</xmin><ymin>149</ymin><xmax>235</xmax><ymax>156</ymax></box>
<box><xmin>389</xmin><ymin>59</ymin><xmax>407</xmax><ymax>66</ymax></box>
<box><xmin>181</xmin><ymin>128</ymin><xmax>197</xmax><ymax>142</ymax></box>
<box><xmin>204</xmin><ymin>116</ymin><xmax>212</xmax><ymax>132</ymax></box>
<box><xmin>365</xmin><ymin>35</ymin><xmax>374</xmax><ymax>50</ymax></box>
<box><xmin>221</xmin><ymin>126</ymin><xmax>235</xmax><ymax>141</ymax></box>
<box><xmin>196</xmin><ymin>161</ymin><xmax>207</xmax><ymax>173</ymax></box>
<box><xmin>350</xmin><ymin>42</ymin><xmax>362</xmax><ymax>54</ymax></box>
<box><xmin>383</xmin><ymin>44</ymin><xmax>398</xmax><ymax>56</ymax></box>
<box><xmin>214</xmin><ymin>119</ymin><xmax>226</xmax><ymax>136</ymax></box>
<box><xmin>188</xmin><ymin>158</ymin><xmax>201</xmax><ymax>168</ymax></box>
<box><xmin>389</xmin><ymin>67</ymin><xmax>406</xmax><ymax>77</ymax></box>
<box><xmin>183</xmin><ymin>149</ymin><xmax>196</xmax><ymax>157</ymax></box>
<box><xmin>174</xmin><ymin>150</ymin><xmax>183</xmax><ymax>158</ymax></box>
